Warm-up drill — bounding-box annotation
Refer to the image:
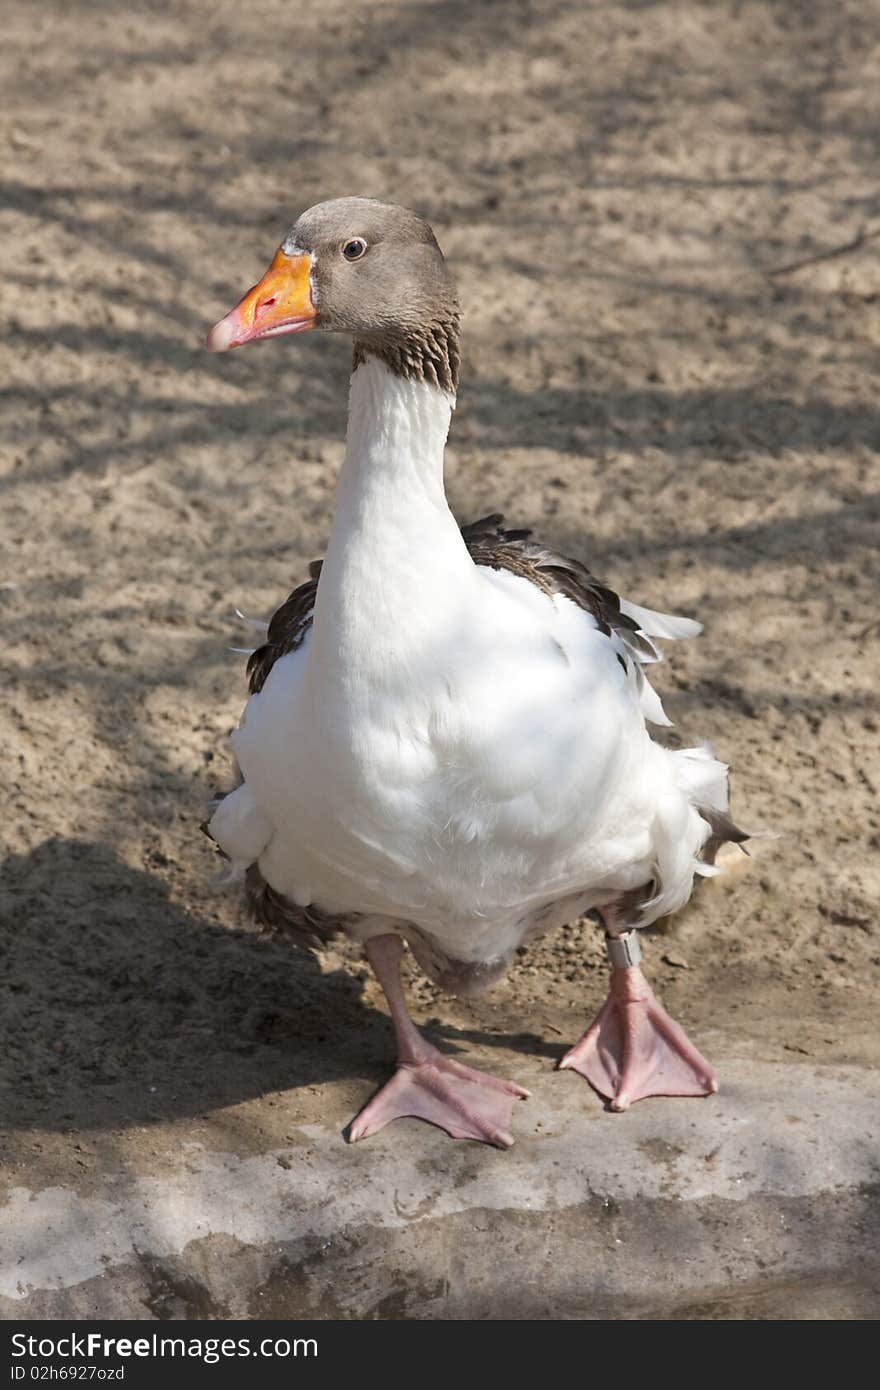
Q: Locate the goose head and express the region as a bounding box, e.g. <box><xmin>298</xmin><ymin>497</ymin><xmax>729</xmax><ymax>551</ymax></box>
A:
<box><xmin>206</xmin><ymin>197</ymin><xmax>460</xmax><ymax>388</ymax></box>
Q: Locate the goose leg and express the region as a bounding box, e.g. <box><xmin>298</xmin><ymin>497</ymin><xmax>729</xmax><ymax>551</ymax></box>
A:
<box><xmin>559</xmin><ymin>928</ymin><xmax>718</xmax><ymax>1110</ymax></box>
<box><xmin>348</xmin><ymin>935</ymin><xmax>529</xmax><ymax>1148</ymax></box>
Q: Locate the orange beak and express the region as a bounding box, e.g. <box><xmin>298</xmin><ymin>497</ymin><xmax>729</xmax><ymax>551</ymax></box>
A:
<box><xmin>205</xmin><ymin>248</ymin><xmax>316</xmax><ymax>352</ymax></box>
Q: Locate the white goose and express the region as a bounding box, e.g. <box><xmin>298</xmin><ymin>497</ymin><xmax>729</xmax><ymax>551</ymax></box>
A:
<box><xmin>205</xmin><ymin>198</ymin><xmax>747</xmax><ymax>1148</ymax></box>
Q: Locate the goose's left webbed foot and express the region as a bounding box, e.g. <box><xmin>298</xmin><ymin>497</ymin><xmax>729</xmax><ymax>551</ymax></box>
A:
<box><xmin>559</xmin><ymin>930</ymin><xmax>718</xmax><ymax>1110</ymax></box>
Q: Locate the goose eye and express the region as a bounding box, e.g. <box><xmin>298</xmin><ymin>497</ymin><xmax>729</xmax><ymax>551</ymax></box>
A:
<box><xmin>342</xmin><ymin>237</ymin><xmax>368</xmax><ymax>262</ymax></box>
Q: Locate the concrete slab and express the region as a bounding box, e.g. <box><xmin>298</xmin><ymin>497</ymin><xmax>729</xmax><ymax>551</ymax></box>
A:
<box><xmin>2</xmin><ymin>1059</ymin><xmax>879</xmax><ymax>1320</ymax></box>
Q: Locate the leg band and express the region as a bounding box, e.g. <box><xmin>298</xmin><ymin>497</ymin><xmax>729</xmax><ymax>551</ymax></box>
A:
<box><xmin>606</xmin><ymin>929</ymin><xmax>642</xmax><ymax>969</ymax></box>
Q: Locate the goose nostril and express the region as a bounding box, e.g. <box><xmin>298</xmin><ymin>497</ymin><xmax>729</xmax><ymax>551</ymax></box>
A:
<box><xmin>256</xmin><ymin>294</ymin><xmax>278</xmax><ymax>316</ymax></box>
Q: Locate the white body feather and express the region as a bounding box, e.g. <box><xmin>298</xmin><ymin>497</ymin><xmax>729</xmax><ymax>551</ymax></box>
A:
<box><xmin>211</xmin><ymin>358</ymin><xmax>729</xmax><ymax>969</ymax></box>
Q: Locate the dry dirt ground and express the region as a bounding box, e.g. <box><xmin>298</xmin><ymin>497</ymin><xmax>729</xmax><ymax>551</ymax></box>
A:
<box><xmin>1</xmin><ymin>0</ymin><xmax>878</xmax><ymax>1317</ymax></box>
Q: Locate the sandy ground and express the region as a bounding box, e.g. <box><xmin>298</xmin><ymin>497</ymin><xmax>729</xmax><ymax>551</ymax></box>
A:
<box><xmin>1</xmin><ymin>0</ymin><xmax>878</xmax><ymax>1315</ymax></box>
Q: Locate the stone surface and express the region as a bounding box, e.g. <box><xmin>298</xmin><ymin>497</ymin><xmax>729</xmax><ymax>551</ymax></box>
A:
<box><xmin>3</xmin><ymin>1060</ymin><xmax>878</xmax><ymax>1320</ymax></box>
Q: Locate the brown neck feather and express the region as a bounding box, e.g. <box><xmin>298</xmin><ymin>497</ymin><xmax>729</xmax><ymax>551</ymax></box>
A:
<box><xmin>352</xmin><ymin>312</ymin><xmax>461</xmax><ymax>395</ymax></box>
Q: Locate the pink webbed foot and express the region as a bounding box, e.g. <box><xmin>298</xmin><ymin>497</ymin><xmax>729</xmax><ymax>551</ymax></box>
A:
<box><xmin>560</xmin><ymin>962</ymin><xmax>718</xmax><ymax>1111</ymax></box>
<box><xmin>349</xmin><ymin>1045</ymin><xmax>530</xmax><ymax>1148</ymax></box>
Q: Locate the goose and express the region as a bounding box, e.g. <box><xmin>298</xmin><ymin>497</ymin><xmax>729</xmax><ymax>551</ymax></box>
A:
<box><xmin>204</xmin><ymin>197</ymin><xmax>748</xmax><ymax>1148</ymax></box>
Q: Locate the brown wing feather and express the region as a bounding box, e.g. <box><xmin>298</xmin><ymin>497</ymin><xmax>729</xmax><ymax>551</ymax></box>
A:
<box><xmin>245</xmin><ymin>863</ymin><xmax>347</xmax><ymax>947</ymax></box>
<box><xmin>460</xmin><ymin>514</ymin><xmax>656</xmax><ymax>663</ymax></box>
<box><xmin>246</xmin><ymin>559</ymin><xmax>322</xmax><ymax>695</ymax></box>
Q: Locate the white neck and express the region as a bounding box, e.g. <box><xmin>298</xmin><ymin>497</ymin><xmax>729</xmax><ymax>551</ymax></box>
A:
<box><xmin>308</xmin><ymin>355</ymin><xmax>472</xmax><ymax>680</ymax></box>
